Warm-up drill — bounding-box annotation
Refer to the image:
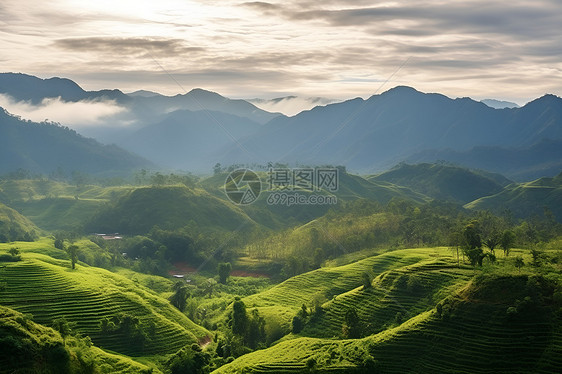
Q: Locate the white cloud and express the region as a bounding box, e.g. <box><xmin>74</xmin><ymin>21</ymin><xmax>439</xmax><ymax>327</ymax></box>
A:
<box><xmin>0</xmin><ymin>94</ymin><xmax>128</xmax><ymax>127</ymax></box>
<box><xmin>0</xmin><ymin>0</ymin><xmax>561</xmax><ymax>102</ymax></box>
<box><xmin>248</xmin><ymin>96</ymin><xmax>340</xmax><ymax>116</ymax></box>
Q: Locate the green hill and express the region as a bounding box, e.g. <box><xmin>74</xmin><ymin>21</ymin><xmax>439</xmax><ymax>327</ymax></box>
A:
<box><xmin>199</xmin><ymin>170</ymin><xmax>427</xmax><ymax>229</ymax></box>
<box><xmin>0</xmin><ymin>305</ymin><xmax>156</xmax><ymax>373</ymax></box>
<box><xmin>214</xmin><ymin>254</ymin><xmax>562</xmax><ymax>373</ymax></box>
<box><xmin>0</xmin><ymin>202</ymin><xmax>39</xmax><ymax>242</ymax></box>
<box><xmin>369</xmin><ymin>163</ymin><xmax>510</xmax><ymax>204</ymax></box>
<box><xmin>465</xmin><ymin>172</ymin><xmax>562</xmax><ymax>221</ymax></box>
<box><xmin>0</xmin><ymin>250</ymin><xmax>209</xmax><ymax>357</ymax></box>
<box><xmin>85</xmin><ymin>185</ymin><xmax>258</xmax><ymax>234</ymax></box>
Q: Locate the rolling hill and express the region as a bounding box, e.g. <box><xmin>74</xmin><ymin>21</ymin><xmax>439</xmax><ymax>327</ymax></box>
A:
<box><xmin>465</xmin><ymin>172</ymin><xmax>562</xmax><ymax>221</ymax></box>
<box><xmin>85</xmin><ymin>185</ymin><xmax>258</xmax><ymax>235</ymax></box>
<box><xmin>408</xmin><ymin>138</ymin><xmax>562</xmax><ymax>181</ymax></box>
<box><xmin>0</xmin><ymin>106</ymin><xmax>150</xmax><ymax>175</ymax></box>
<box><xmin>0</xmin><ymin>249</ymin><xmax>209</xmax><ymax>357</ymax></box>
<box><xmin>369</xmin><ymin>163</ymin><xmax>511</xmax><ymax>204</ymax></box>
<box><xmin>0</xmin><ymin>202</ymin><xmax>39</xmax><ymax>242</ymax></box>
<box><xmin>0</xmin><ymin>305</ymin><xmax>156</xmax><ymax>373</ymax></box>
<box><xmin>214</xmin><ymin>248</ymin><xmax>562</xmax><ymax>373</ymax></box>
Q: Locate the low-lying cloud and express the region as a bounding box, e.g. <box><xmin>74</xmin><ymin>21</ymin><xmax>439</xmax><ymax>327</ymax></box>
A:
<box><xmin>0</xmin><ymin>94</ymin><xmax>128</xmax><ymax>127</ymax></box>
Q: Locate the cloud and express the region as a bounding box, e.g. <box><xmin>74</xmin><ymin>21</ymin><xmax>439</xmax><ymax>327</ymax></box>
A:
<box><xmin>54</xmin><ymin>37</ymin><xmax>205</xmax><ymax>58</ymax></box>
<box><xmin>0</xmin><ymin>94</ymin><xmax>128</xmax><ymax>127</ymax></box>
<box><xmin>248</xmin><ymin>96</ymin><xmax>340</xmax><ymax>116</ymax></box>
<box><xmin>1</xmin><ymin>0</ymin><xmax>561</xmax><ymax>103</ymax></box>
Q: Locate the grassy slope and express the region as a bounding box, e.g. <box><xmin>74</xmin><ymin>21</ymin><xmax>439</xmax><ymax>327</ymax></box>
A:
<box><xmin>369</xmin><ymin>163</ymin><xmax>509</xmax><ymax>204</ymax></box>
<box><xmin>465</xmin><ymin>172</ymin><xmax>562</xmax><ymax>221</ymax></box>
<box><xmin>0</xmin><ymin>179</ymin><xmax>135</xmax><ymax>231</ymax></box>
<box><xmin>0</xmin><ymin>305</ymin><xmax>156</xmax><ymax>374</ymax></box>
<box><xmin>0</xmin><ymin>248</ymin><xmax>209</xmax><ymax>357</ymax></box>
<box><xmin>85</xmin><ymin>185</ymin><xmax>258</xmax><ymax>235</ymax></box>
<box><xmin>239</xmin><ymin>248</ymin><xmax>452</xmax><ymax>332</ymax></box>
<box><xmin>0</xmin><ymin>201</ymin><xmax>39</xmax><ymax>241</ymax></box>
<box><xmin>198</xmin><ymin>172</ymin><xmax>427</xmax><ymax>230</ymax></box>
<box><xmin>215</xmin><ymin>253</ymin><xmax>562</xmax><ymax>373</ymax></box>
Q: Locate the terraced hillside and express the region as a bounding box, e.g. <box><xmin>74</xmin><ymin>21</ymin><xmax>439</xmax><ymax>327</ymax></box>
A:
<box><xmin>239</xmin><ymin>248</ymin><xmax>458</xmax><ymax>331</ymax></box>
<box><xmin>300</xmin><ymin>258</ymin><xmax>474</xmax><ymax>338</ymax></box>
<box><xmin>215</xmin><ymin>272</ymin><xmax>562</xmax><ymax>373</ymax></box>
<box><xmin>0</xmin><ymin>252</ymin><xmax>209</xmax><ymax>357</ymax></box>
<box><xmin>0</xmin><ymin>305</ymin><xmax>156</xmax><ymax>373</ymax></box>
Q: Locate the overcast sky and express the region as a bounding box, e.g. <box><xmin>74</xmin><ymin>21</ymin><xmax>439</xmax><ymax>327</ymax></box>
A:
<box><xmin>1</xmin><ymin>0</ymin><xmax>561</xmax><ymax>103</ymax></box>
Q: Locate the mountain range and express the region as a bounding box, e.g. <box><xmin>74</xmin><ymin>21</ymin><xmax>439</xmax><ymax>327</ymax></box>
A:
<box><xmin>0</xmin><ymin>73</ymin><xmax>561</xmax><ymax>180</ymax></box>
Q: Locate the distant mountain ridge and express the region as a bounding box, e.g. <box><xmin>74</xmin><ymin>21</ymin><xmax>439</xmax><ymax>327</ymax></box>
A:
<box><xmin>219</xmin><ymin>86</ymin><xmax>562</xmax><ymax>176</ymax></box>
<box><xmin>2</xmin><ymin>73</ymin><xmax>562</xmax><ymax>180</ymax></box>
<box><xmin>0</xmin><ymin>106</ymin><xmax>150</xmax><ymax>175</ymax></box>
<box><xmin>0</xmin><ymin>73</ymin><xmax>280</xmax><ymax>126</ymax></box>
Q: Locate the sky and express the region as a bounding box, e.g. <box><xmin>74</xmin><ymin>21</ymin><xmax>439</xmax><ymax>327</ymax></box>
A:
<box><xmin>1</xmin><ymin>0</ymin><xmax>562</xmax><ymax>104</ymax></box>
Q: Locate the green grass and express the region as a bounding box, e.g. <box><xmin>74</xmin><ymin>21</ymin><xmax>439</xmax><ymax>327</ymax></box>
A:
<box><xmin>214</xmin><ymin>269</ymin><xmax>562</xmax><ymax>373</ymax></box>
<box><xmin>85</xmin><ymin>185</ymin><xmax>258</xmax><ymax>235</ymax></box>
<box><xmin>0</xmin><ymin>201</ymin><xmax>39</xmax><ymax>241</ymax></box>
<box><xmin>369</xmin><ymin>162</ymin><xmax>509</xmax><ymax>204</ymax></box>
<box><xmin>0</xmin><ymin>250</ymin><xmax>209</xmax><ymax>357</ymax></box>
<box><xmin>0</xmin><ymin>304</ymin><xmax>157</xmax><ymax>373</ymax></box>
<box><xmin>465</xmin><ymin>172</ymin><xmax>562</xmax><ymax>220</ymax></box>
<box><xmin>239</xmin><ymin>248</ymin><xmax>452</xmax><ymax>332</ymax></box>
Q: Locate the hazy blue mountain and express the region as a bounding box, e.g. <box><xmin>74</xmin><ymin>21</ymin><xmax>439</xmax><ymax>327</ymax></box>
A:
<box><xmin>408</xmin><ymin>138</ymin><xmax>562</xmax><ymax>181</ymax></box>
<box><xmin>0</xmin><ymin>73</ymin><xmax>131</xmax><ymax>104</ymax></box>
<box><xmin>132</xmin><ymin>88</ymin><xmax>280</xmax><ymax>125</ymax></box>
<box><xmin>120</xmin><ymin>109</ymin><xmax>262</xmax><ymax>171</ymax></box>
<box><xmin>369</xmin><ymin>163</ymin><xmax>511</xmax><ymax>204</ymax></box>
<box><xmin>0</xmin><ymin>73</ymin><xmax>280</xmax><ymax>128</ymax></box>
<box><xmin>481</xmin><ymin>99</ymin><xmax>520</xmax><ymax>109</ymax></box>
<box><xmin>0</xmin><ymin>107</ymin><xmax>150</xmax><ymax>175</ymax></box>
<box><xmin>127</xmin><ymin>90</ymin><xmax>162</xmax><ymax>98</ymax></box>
<box><xmin>219</xmin><ymin>87</ymin><xmax>562</xmax><ymax>175</ymax></box>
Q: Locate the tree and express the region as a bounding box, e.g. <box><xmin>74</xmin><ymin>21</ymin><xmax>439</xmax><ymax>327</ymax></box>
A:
<box><xmin>483</xmin><ymin>234</ymin><xmax>501</xmax><ymax>255</ymax></box>
<box><xmin>342</xmin><ymin>307</ymin><xmax>361</xmax><ymax>338</ymax></box>
<box><xmin>362</xmin><ymin>272</ymin><xmax>372</xmax><ymax>290</ymax></box>
<box><xmin>218</xmin><ymin>262</ymin><xmax>232</xmax><ymax>284</ymax></box>
<box><xmin>514</xmin><ymin>256</ymin><xmax>524</xmax><ymax>273</ymax></box>
<box><xmin>168</xmin><ymin>343</ymin><xmax>210</xmax><ymax>374</ymax></box>
<box><xmin>213</xmin><ymin>163</ymin><xmax>223</xmax><ymax>176</ymax></box>
<box><xmin>52</xmin><ymin>317</ymin><xmax>75</xmax><ymax>344</ymax></box>
<box><xmin>169</xmin><ymin>282</ymin><xmax>189</xmax><ymax>312</ymax></box>
<box><xmin>231</xmin><ymin>297</ymin><xmax>248</xmax><ymax>336</ymax></box>
<box><xmin>246</xmin><ymin>309</ymin><xmax>266</xmax><ymax>349</ymax></box>
<box><xmin>66</xmin><ymin>245</ymin><xmax>79</xmax><ymax>269</ymax></box>
<box><xmin>292</xmin><ymin>315</ymin><xmax>304</xmax><ymax>333</ymax></box>
<box><xmin>53</xmin><ymin>231</ymin><xmax>66</xmax><ymax>250</ymax></box>
<box><xmin>8</xmin><ymin>247</ymin><xmax>19</xmax><ymax>257</ymax></box>
<box><xmin>462</xmin><ymin>221</ymin><xmax>485</xmax><ymax>266</ymax></box>
<box><xmin>500</xmin><ymin>230</ymin><xmax>516</xmax><ymax>257</ymax></box>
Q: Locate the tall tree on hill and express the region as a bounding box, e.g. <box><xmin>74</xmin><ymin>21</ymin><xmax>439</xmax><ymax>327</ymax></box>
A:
<box><xmin>500</xmin><ymin>230</ymin><xmax>516</xmax><ymax>257</ymax></box>
<box><xmin>218</xmin><ymin>262</ymin><xmax>232</xmax><ymax>284</ymax></box>
<box><xmin>169</xmin><ymin>282</ymin><xmax>189</xmax><ymax>312</ymax></box>
<box><xmin>462</xmin><ymin>221</ymin><xmax>486</xmax><ymax>266</ymax></box>
<box><xmin>66</xmin><ymin>245</ymin><xmax>79</xmax><ymax>269</ymax></box>
<box><xmin>231</xmin><ymin>297</ymin><xmax>248</xmax><ymax>336</ymax></box>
